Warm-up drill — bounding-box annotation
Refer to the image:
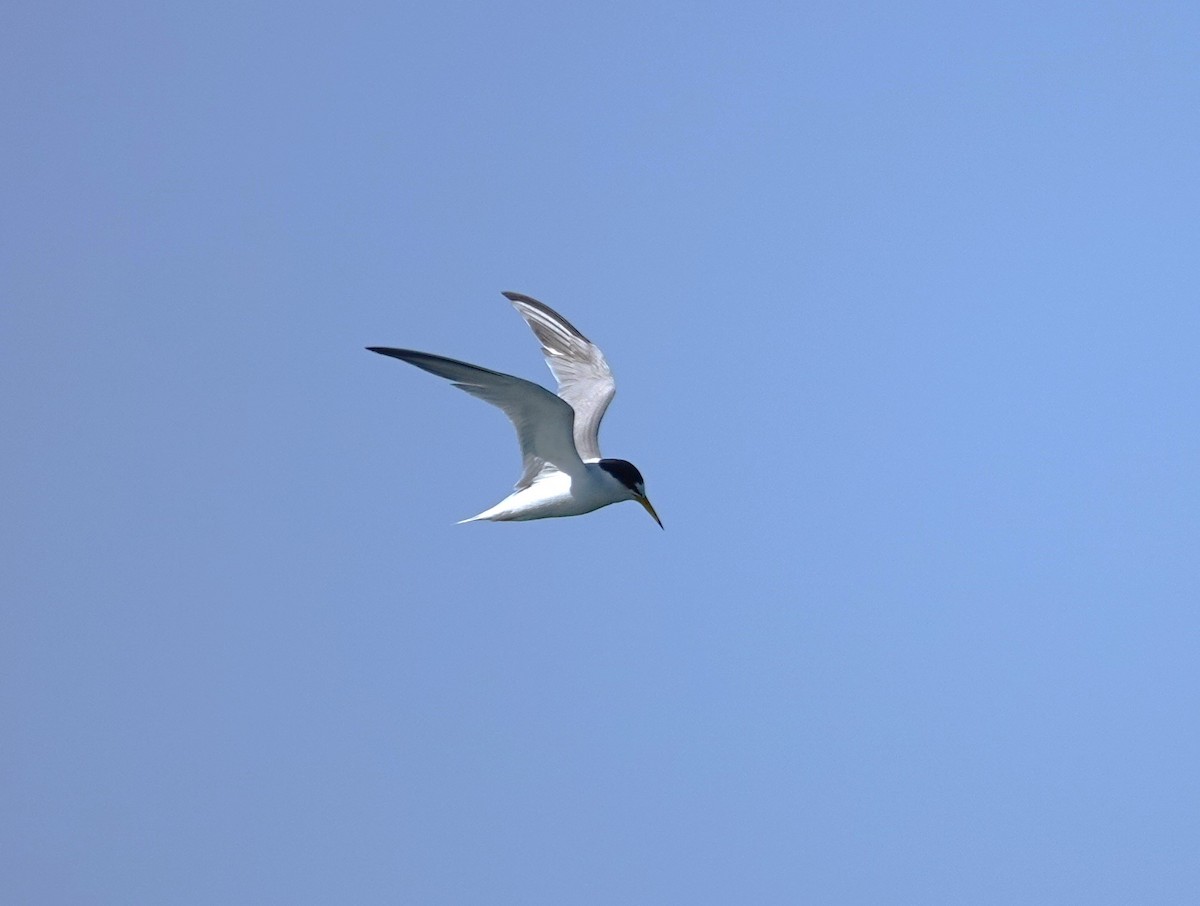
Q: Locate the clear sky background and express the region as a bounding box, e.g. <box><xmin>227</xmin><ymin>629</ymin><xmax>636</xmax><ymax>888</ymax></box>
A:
<box><xmin>4</xmin><ymin>1</ymin><xmax>1198</xmax><ymax>903</ymax></box>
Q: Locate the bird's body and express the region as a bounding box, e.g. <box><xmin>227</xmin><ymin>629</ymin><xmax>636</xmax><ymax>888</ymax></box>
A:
<box><xmin>368</xmin><ymin>292</ymin><xmax>661</xmax><ymax>528</ymax></box>
<box><xmin>458</xmin><ymin>461</ymin><xmax>631</xmax><ymax>524</ymax></box>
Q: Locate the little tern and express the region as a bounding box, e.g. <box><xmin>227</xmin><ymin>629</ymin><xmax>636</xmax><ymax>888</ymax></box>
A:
<box><xmin>368</xmin><ymin>291</ymin><xmax>662</xmax><ymax>528</ymax></box>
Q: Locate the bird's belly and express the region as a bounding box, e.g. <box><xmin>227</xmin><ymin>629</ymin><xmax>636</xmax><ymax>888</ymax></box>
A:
<box><xmin>474</xmin><ymin>471</ymin><xmax>613</xmax><ymax>522</ymax></box>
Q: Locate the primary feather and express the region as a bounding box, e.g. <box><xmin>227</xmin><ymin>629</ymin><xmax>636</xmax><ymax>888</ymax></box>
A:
<box><xmin>364</xmin><ymin>347</ymin><xmax>584</xmax><ymax>490</ymax></box>
<box><xmin>503</xmin><ymin>292</ymin><xmax>616</xmax><ymax>462</ymax></box>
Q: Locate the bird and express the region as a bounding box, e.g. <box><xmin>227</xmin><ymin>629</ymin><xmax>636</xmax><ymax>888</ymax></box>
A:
<box><xmin>367</xmin><ymin>291</ymin><xmax>662</xmax><ymax>528</ymax></box>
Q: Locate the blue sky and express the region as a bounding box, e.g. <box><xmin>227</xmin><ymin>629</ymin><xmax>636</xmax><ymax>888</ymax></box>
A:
<box><xmin>4</xmin><ymin>1</ymin><xmax>1198</xmax><ymax>902</ymax></box>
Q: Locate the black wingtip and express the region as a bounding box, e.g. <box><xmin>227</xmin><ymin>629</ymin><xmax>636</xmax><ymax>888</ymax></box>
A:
<box><xmin>367</xmin><ymin>346</ymin><xmax>405</xmax><ymax>359</ymax></box>
<box><xmin>502</xmin><ymin>290</ymin><xmax>552</xmax><ymax>310</ymax></box>
<box><xmin>501</xmin><ymin>291</ymin><xmax>590</xmax><ymax>341</ymax></box>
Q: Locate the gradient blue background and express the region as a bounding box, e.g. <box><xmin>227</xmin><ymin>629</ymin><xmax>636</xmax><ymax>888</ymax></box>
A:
<box><xmin>4</xmin><ymin>1</ymin><xmax>1198</xmax><ymax>902</ymax></box>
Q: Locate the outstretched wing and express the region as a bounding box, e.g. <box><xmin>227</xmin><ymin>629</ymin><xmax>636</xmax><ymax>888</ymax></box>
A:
<box><xmin>503</xmin><ymin>292</ymin><xmax>615</xmax><ymax>462</ymax></box>
<box><xmin>367</xmin><ymin>347</ymin><xmax>584</xmax><ymax>489</ymax></box>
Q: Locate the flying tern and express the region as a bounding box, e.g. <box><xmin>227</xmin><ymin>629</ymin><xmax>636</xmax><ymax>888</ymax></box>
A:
<box><xmin>368</xmin><ymin>292</ymin><xmax>662</xmax><ymax>528</ymax></box>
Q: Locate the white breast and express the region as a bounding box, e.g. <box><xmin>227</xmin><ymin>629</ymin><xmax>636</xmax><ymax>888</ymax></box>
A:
<box><xmin>458</xmin><ymin>463</ymin><xmax>628</xmax><ymax>523</ymax></box>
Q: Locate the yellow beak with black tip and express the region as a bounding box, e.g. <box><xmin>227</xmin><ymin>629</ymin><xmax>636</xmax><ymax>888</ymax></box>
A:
<box><xmin>638</xmin><ymin>495</ymin><xmax>664</xmax><ymax>530</ymax></box>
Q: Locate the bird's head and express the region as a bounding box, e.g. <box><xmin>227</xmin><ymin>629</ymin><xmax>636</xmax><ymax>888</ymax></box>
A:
<box><xmin>597</xmin><ymin>459</ymin><xmax>663</xmax><ymax>529</ymax></box>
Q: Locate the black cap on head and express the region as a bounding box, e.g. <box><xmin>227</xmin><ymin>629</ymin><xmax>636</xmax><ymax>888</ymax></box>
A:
<box><xmin>597</xmin><ymin>458</ymin><xmax>645</xmax><ymax>492</ymax></box>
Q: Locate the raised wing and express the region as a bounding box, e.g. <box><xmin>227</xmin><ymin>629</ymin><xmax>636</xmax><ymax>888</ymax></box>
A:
<box><xmin>503</xmin><ymin>292</ymin><xmax>615</xmax><ymax>462</ymax></box>
<box><xmin>367</xmin><ymin>347</ymin><xmax>584</xmax><ymax>489</ymax></box>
